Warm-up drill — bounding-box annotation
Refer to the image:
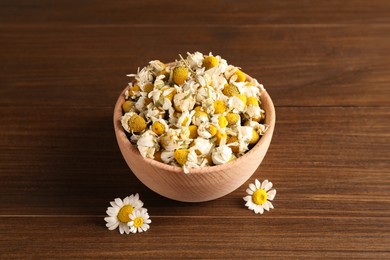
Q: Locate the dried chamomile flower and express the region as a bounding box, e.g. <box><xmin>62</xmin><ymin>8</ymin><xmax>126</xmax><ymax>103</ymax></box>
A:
<box><xmin>122</xmin><ymin>52</ymin><xmax>268</xmax><ymax>172</ymax></box>
<box><xmin>173</xmin><ymin>66</ymin><xmax>189</xmax><ymax>85</ymax></box>
<box><xmin>203</xmin><ymin>55</ymin><xmax>219</xmax><ymax>70</ymax></box>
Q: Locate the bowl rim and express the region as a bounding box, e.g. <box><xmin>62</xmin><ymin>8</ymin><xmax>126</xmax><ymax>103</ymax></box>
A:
<box><xmin>113</xmin><ymin>74</ymin><xmax>276</xmax><ymax>175</ymax></box>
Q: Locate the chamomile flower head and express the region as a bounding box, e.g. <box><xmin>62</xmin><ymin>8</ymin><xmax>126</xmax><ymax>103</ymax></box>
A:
<box><xmin>104</xmin><ymin>194</ymin><xmax>144</xmax><ymax>234</ymax></box>
<box><xmin>122</xmin><ymin>52</ymin><xmax>268</xmax><ymax>172</ymax></box>
<box><xmin>243</xmin><ymin>179</ymin><xmax>276</xmax><ymax>214</ymax></box>
<box><xmin>128</xmin><ymin>208</ymin><xmax>151</xmax><ymax>233</ymax></box>
<box><xmin>173</xmin><ymin>66</ymin><xmax>189</xmax><ymax>85</ymax></box>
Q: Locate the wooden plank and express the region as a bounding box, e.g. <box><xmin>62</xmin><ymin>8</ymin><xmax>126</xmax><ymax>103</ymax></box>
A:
<box><xmin>1</xmin><ymin>25</ymin><xmax>389</xmax><ymax>107</ymax></box>
<box><xmin>0</xmin><ymin>107</ymin><xmax>389</xmax><ymax>217</ymax></box>
<box><xmin>0</xmin><ymin>216</ymin><xmax>389</xmax><ymax>258</ymax></box>
<box><xmin>1</xmin><ymin>0</ymin><xmax>390</xmax><ymax>26</ymax></box>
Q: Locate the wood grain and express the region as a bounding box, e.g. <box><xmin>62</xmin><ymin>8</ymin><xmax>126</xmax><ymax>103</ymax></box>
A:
<box><xmin>1</xmin><ymin>25</ymin><xmax>389</xmax><ymax>107</ymax></box>
<box><xmin>1</xmin><ymin>0</ymin><xmax>390</xmax><ymax>26</ymax></box>
<box><xmin>0</xmin><ymin>0</ymin><xmax>389</xmax><ymax>258</ymax></box>
<box><xmin>0</xmin><ymin>217</ymin><xmax>389</xmax><ymax>259</ymax></box>
<box><xmin>1</xmin><ymin>107</ymin><xmax>388</xmax><ymax>216</ymax></box>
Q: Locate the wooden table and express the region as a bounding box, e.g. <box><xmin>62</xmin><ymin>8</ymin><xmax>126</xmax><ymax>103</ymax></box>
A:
<box><xmin>1</xmin><ymin>1</ymin><xmax>389</xmax><ymax>258</ymax></box>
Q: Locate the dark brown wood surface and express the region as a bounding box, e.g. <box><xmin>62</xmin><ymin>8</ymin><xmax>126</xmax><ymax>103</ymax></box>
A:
<box><xmin>1</xmin><ymin>1</ymin><xmax>389</xmax><ymax>258</ymax></box>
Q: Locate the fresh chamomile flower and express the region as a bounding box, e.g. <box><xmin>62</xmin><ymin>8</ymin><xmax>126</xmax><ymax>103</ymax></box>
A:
<box><xmin>243</xmin><ymin>179</ymin><xmax>276</xmax><ymax>214</ymax></box>
<box><xmin>128</xmin><ymin>208</ymin><xmax>151</xmax><ymax>233</ymax></box>
<box><xmin>104</xmin><ymin>194</ymin><xmax>144</xmax><ymax>234</ymax></box>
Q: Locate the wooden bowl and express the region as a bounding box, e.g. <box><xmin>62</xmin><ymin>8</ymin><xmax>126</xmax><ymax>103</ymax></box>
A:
<box><xmin>113</xmin><ymin>77</ymin><xmax>275</xmax><ymax>202</ymax></box>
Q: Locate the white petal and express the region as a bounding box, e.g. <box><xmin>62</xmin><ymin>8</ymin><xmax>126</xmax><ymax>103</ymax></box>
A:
<box><xmin>257</xmin><ymin>206</ymin><xmax>264</xmax><ymax>214</ymax></box>
<box><xmin>141</xmin><ymin>225</ymin><xmax>148</xmax><ymax>232</ymax></box>
<box><xmin>123</xmin><ymin>225</ymin><xmax>130</xmax><ymax>234</ymax></box>
<box><xmin>123</xmin><ymin>197</ymin><xmax>129</xmax><ymax>204</ymax></box>
<box><xmin>106</xmin><ymin>207</ymin><xmax>117</xmax><ymax>216</ymax></box>
<box><xmin>263</xmin><ymin>201</ymin><xmax>270</xmax><ymax>211</ymax></box>
<box><xmin>115</xmin><ymin>198</ymin><xmax>123</xmax><ymax>207</ymax></box>
<box><xmin>255</xmin><ymin>179</ymin><xmax>261</xmax><ymax>189</ymax></box>
<box><xmin>264</xmin><ymin>181</ymin><xmax>273</xmax><ymax>191</ymax></box>
<box><xmin>249</xmin><ymin>184</ymin><xmax>256</xmax><ymax>192</ymax></box>
<box><xmin>243</xmin><ymin>196</ymin><xmax>251</xmax><ymax>202</ymax></box>
<box><xmin>267</xmin><ymin>189</ymin><xmax>276</xmax><ymax>200</ymax></box>
<box><xmin>246</xmin><ymin>188</ymin><xmax>254</xmax><ymax>195</ymax></box>
<box><xmin>107</xmin><ymin>222</ymin><xmax>119</xmax><ymax>230</ymax></box>
<box><xmin>119</xmin><ymin>225</ymin><xmax>124</xmax><ymax>234</ymax></box>
<box><xmin>261</xmin><ymin>180</ymin><xmax>269</xmax><ymax>189</ymax></box>
<box><xmin>104</xmin><ymin>217</ymin><xmax>116</xmax><ymax>223</ymax></box>
<box><xmin>267</xmin><ymin>201</ymin><xmax>274</xmax><ymax>209</ymax></box>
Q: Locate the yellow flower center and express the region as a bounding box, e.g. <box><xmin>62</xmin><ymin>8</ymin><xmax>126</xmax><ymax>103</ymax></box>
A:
<box><xmin>226</xmin><ymin>112</ymin><xmax>240</xmax><ymax>125</ymax></box>
<box><xmin>222</xmin><ymin>83</ymin><xmax>240</xmax><ymax>97</ymax></box>
<box><xmin>247</xmin><ymin>96</ymin><xmax>259</xmax><ymax>107</ymax></box>
<box><xmin>235</xmin><ymin>94</ymin><xmax>247</xmax><ymax>106</ymax></box>
<box><xmin>152</xmin><ymin>121</ymin><xmax>165</xmax><ymax>135</ymax></box>
<box><xmin>213</xmin><ymin>100</ymin><xmax>226</xmax><ymax>114</ymax></box>
<box><xmin>129</xmin><ymin>85</ymin><xmax>140</xmax><ymax>97</ymax></box>
<box><xmin>133</xmin><ymin>217</ymin><xmax>144</xmax><ymax>228</ymax></box>
<box><xmin>232</xmin><ymin>69</ymin><xmax>246</xmax><ymax>82</ymax></box>
<box><xmin>172</xmin><ymin>66</ymin><xmax>189</xmax><ymax>85</ymax></box>
<box><xmin>252</xmin><ymin>189</ymin><xmax>268</xmax><ymax>205</ymax></box>
<box><xmin>128</xmin><ymin>114</ymin><xmax>147</xmax><ymax>133</ymax></box>
<box><xmin>143</xmin><ymin>83</ymin><xmax>154</xmax><ymax>93</ymax></box>
<box><xmin>218</xmin><ymin>115</ymin><xmax>228</xmax><ymax>128</ymax></box>
<box><xmin>122</xmin><ymin>100</ymin><xmax>134</xmax><ymax>113</ymax></box>
<box><xmin>208</xmin><ymin>125</ymin><xmax>217</xmax><ymax>137</ymax></box>
<box><xmin>227</xmin><ymin>135</ymin><xmax>239</xmax><ymax>153</ymax></box>
<box><xmin>117</xmin><ymin>205</ymin><xmax>134</xmax><ymax>223</ymax></box>
<box><xmin>174</xmin><ymin>149</ymin><xmax>190</xmax><ymax>166</ymax></box>
<box><xmin>215</xmin><ymin>131</ymin><xmax>227</xmax><ymax>145</ymax></box>
<box><xmin>202</xmin><ymin>56</ymin><xmax>219</xmax><ymax>70</ymax></box>
<box><xmin>249</xmin><ymin>129</ymin><xmax>260</xmax><ymax>145</ymax></box>
<box><xmin>188</xmin><ymin>125</ymin><xmax>198</xmax><ymax>139</ymax></box>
